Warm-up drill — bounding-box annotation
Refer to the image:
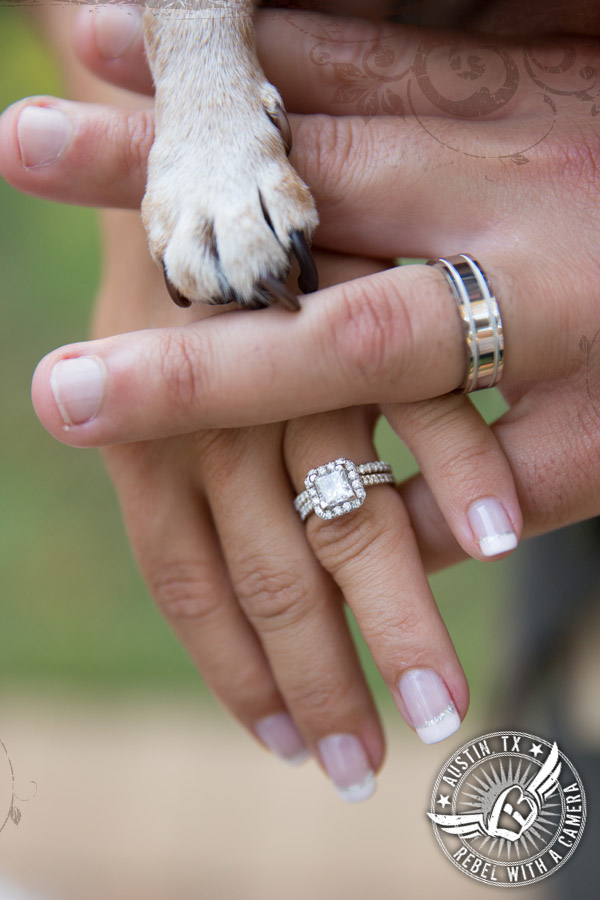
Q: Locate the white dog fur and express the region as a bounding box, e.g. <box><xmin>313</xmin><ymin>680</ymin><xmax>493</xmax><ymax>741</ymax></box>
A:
<box><xmin>141</xmin><ymin>0</ymin><xmax>319</xmax><ymax>308</ymax></box>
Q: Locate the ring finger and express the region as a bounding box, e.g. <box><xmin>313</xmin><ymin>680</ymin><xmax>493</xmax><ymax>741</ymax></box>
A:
<box><xmin>284</xmin><ymin>407</ymin><xmax>469</xmax><ymax>747</ymax></box>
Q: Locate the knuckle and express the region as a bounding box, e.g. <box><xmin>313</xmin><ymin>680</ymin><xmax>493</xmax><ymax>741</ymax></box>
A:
<box><xmin>158</xmin><ymin>329</ymin><xmax>208</xmax><ymax>414</ymax></box>
<box><xmin>192</xmin><ymin>429</ymin><xmax>244</xmax><ymax>484</ymax></box>
<box><xmin>148</xmin><ymin>562</ymin><xmax>221</xmax><ymax>625</ymax></box>
<box><xmin>199</xmin><ymin>426</ymin><xmax>281</xmax><ymax>491</ymax></box>
<box><xmin>118</xmin><ymin>109</ymin><xmax>155</xmax><ymax>178</ymax></box>
<box><xmin>398</xmin><ymin>395</ymin><xmax>463</xmax><ymax>436</ymax></box>
<box><xmin>296</xmin><ymin>114</ymin><xmax>357</xmax><ymax>195</ymax></box>
<box><xmin>284</xmin><ymin>676</ymin><xmax>357</xmax><ymax>727</ymax></box>
<box><xmin>533</xmin><ymin>126</ymin><xmax>600</xmax><ymax>204</ymax></box>
<box><xmin>367</xmin><ymin>604</ymin><xmax>424</xmax><ymax>649</ymax></box>
<box><xmin>434</xmin><ymin>439</ymin><xmax>499</xmax><ymax>490</ymax></box>
<box><xmin>234</xmin><ymin>561</ymin><xmax>313</xmax><ymax>631</ymax></box>
<box><xmin>554</xmin><ymin>129</ymin><xmax>600</xmax><ymax>191</ymax></box>
<box><xmin>328</xmin><ymin>272</ymin><xmax>410</xmax><ymax>391</ymax></box>
<box><xmin>308</xmin><ymin>501</ymin><xmax>394</xmax><ymax>576</ymax></box>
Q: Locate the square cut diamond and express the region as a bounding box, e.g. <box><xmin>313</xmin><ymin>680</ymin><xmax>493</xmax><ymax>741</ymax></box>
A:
<box><xmin>316</xmin><ymin>470</ymin><xmax>355</xmax><ymax>507</ymax></box>
<box><xmin>305</xmin><ymin>459</ymin><xmax>365</xmax><ymax>519</ymax></box>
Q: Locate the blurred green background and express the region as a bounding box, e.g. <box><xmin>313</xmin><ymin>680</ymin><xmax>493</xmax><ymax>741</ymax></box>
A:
<box><xmin>0</xmin><ymin>6</ymin><xmax>514</xmax><ymax>714</ymax></box>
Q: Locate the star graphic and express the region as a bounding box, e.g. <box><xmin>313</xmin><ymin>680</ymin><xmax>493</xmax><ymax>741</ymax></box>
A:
<box><xmin>437</xmin><ymin>794</ymin><xmax>451</xmax><ymax>808</ymax></box>
<box><xmin>529</xmin><ymin>742</ymin><xmax>544</xmax><ymax>757</ymax></box>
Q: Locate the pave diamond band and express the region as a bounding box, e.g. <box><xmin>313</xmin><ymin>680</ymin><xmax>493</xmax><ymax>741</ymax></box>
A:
<box><xmin>294</xmin><ymin>459</ymin><xmax>395</xmax><ymax>522</ymax></box>
<box><xmin>427</xmin><ymin>254</ymin><xmax>504</xmax><ymax>393</ymax></box>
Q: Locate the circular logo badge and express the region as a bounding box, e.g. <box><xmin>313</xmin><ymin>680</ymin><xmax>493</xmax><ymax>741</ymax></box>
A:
<box><xmin>427</xmin><ymin>731</ymin><xmax>586</xmax><ymax>887</ymax></box>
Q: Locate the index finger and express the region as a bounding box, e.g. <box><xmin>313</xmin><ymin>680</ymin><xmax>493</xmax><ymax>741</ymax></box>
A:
<box><xmin>32</xmin><ymin>258</ymin><xmax>544</xmax><ymax>448</ymax></box>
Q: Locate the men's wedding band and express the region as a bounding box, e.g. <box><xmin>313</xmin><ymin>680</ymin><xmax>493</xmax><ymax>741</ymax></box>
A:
<box><xmin>294</xmin><ymin>458</ymin><xmax>395</xmax><ymax>522</ymax></box>
<box><xmin>427</xmin><ymin>254</ymin><xmax>504</xmax><ymax>392</ymax></box>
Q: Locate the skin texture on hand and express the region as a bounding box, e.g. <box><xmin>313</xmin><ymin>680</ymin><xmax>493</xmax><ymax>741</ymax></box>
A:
<box><xmin>2</xmin><ymin>2</ymin><xmax>599</xmax><ymax>797</ymax></box>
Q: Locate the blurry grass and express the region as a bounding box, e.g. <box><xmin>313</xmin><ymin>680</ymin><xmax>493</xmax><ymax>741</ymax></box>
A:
<box><xmin>0</xmin><ymin>8</ymin><xmax>201</xmax><ymax>693</ymax></box>
<box><xmin>0</xmin><ymin>9</ymin><xmax>514</xmax><ymax>717</ymax></box>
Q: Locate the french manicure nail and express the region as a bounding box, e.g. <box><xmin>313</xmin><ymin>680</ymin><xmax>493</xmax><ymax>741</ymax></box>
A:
<box><xmin>17</xmin><ymin>106</ymin><xmax>72</xmax><ymax>168</ymax></box>
<box><xmin>398</xmin><ymin>669</ymin><xmax>461</xmax><ymax>745</ymax></box>
<box><xmin>93</xmin><ymin>4</ymin><xmax>143</xmax><ymax>58</ymax></box>
<box><xmin>468</xmin><ymin>498</ymin><xmax>518</xmax><ymax>557</ymax></box>
<box><xmin>318</xmin><ymin>734</ymin><xmax>376</xmax><ymax>803</ymax></box>
<box><xmin>50</xmin><ymin>357</ymin><xmax>106</xmax><ymax>427</ymax></box>
<box><xmin>254</xmin><ymin>713</ymin><xmax>309</xmax><ymax>765</ymax></box>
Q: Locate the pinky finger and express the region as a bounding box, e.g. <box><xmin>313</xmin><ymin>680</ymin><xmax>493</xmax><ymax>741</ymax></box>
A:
<box><xmin>382</xmin><ymin>394</ymin><xmax>522</xmax><ymax>561</ymax></box>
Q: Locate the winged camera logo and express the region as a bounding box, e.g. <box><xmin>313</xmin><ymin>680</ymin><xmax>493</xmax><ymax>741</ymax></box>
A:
<box><xmin>427</xmin><ymin>731</ymin><xmax>586</xmax><ymax>887</ymax></box>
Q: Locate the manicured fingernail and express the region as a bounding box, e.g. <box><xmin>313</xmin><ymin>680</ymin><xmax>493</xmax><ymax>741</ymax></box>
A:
<box><xmin>17</xmin><ymin>106</ymin><xmax>72</xmax><ymax>168</ymax></box>
<box><xmin>50</xmin><ymin>357</ymin><xmax>106</xmax><ymax>427</ymax></box>
<box><xmin>254</xmin><ymin>713</ymin><xmax>309</xmax><ymax>765</ymax></box>
<box><xmin>468</xmin><ymin>498</ymin><xmax>518</xmax><ymax>557</ymax></box>
<box><xmin>318</xmin><ymin>734</ymin><xmax>376</xmax><ymax>803</ymax></box>
<box><xmin>398</xmin><ymin>669</ymin><xmax>461</xmax><ymax>745</ymax></box>
<box><xmin>93</xmin><ymin>4</ymin><xmax>143</xmax><ymax>58</ymax></box>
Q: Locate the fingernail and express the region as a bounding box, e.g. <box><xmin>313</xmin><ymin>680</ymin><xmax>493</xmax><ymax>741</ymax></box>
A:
<box><xmin>398</xmin><ymin>669</ymin><xmax>461</xmax><ymax>745</ymax></box>
<box><xmin>318</xmin><ymin>734</ymin><xmax>376</xmax><ymax>803</ymax></box>
<box><xmin>50</xmin><ymin>357</ymin><xmax>106</xmax><ymax>427</ymax></box>
<box><xmin>93</xmin><ymin>4</ymin><xmax>143</xmax><ymax>58</ymax></box>
<box><xmin>468</xmin><ymin>498</ymin><xmax>518</xmax><ymax>557</ymax></box>
<box><xmin>254</xmin><ymin>713</ymin><xmax>309</xmax><ymax>765</ymax></box>
<box><xmin>17</xmin><ymin>106</ymin><xmax>72</xmax><ymax>168</ymax></box>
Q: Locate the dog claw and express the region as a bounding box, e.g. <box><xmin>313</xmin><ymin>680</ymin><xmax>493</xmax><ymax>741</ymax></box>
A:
<box><xmin>250</xmin><ymin>287</ymin><xmax>273</xmax><ymax>309</ymax></box>
<box><xmin>257</xmin><ymin>275</ymin><xmax>301</xmax><ymax>311</ymax></box>
<box><xmin>265</xmin><ymin>101</ymin><xmax>293</xmax><ymax>156</ymax></box>
<box><xmin>290</xmin><ymin>230</ymin><xmax>318</xmax><ymax>294</ymax></box>
<box><xmin>162</xmin><ymin>262</ymin><xmax>192</xmax><ymax>308</ymax></box>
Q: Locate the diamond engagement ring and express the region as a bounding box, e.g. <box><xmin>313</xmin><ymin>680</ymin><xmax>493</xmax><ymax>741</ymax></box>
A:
<box><xmin>294</xmin><ymin>459</ymin><xmax>395</xmax><ymax>522</ymax></box>
<box><xmin>427</xmin><ymin>254</ymin><xmax>504</xmax><ymax>393</ymax></box>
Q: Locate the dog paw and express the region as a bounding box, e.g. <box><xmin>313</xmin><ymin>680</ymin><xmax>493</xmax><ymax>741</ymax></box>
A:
<box><xmin>141</xmin><ymin>83</ymin><xmax>318</xmax><ymax>310</ymax></box>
